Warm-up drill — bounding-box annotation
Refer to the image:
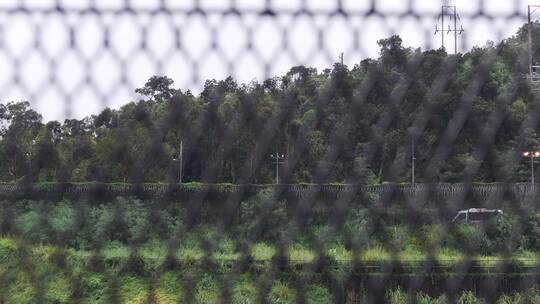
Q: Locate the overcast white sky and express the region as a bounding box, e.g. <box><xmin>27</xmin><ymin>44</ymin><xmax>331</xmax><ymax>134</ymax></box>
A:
<box><xmin>0</xmin><ymin>0</ymin><xmax>537</xmax><ymax>121</ymax></box>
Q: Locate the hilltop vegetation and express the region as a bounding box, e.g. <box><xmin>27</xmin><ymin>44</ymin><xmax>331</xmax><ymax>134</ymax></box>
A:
<box><xmin>1</xmin><ymin>24</ymin><xmax>540</xmax><ymax>185</ymax></box>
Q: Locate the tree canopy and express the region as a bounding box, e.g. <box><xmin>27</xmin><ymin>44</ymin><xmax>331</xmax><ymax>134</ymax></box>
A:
<box><xmin>1</xmin><ymin>24</ymin><xmax>540</xmax><ymax>184</ymax></box>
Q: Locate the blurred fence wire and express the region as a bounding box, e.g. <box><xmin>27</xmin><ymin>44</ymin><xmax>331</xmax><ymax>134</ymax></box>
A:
<box><xmin>0</xmin><ymin>0</ymin><xmax>530</xmax><ymax>119</ymax></box>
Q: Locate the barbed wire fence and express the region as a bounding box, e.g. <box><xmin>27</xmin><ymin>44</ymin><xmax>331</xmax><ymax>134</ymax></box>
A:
<box><xmin>1</xmin><ymin>0</ymin><xmax>540</xmax><ymax>303</ymax></box>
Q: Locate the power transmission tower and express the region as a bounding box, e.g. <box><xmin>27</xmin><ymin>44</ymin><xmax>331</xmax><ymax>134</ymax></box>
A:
<box><xmin>528</xmin><ymin>5</ymin><xmax>540</xmax><ymax>82</ymax></box>
<box><xmin>434</xmin><ymin>5</ymin><xmax>464</xmax><ymax>54</ymax></box>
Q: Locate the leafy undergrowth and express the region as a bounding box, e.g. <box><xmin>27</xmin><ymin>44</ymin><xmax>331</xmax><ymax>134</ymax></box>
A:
<box><xmin>2</xmin><ymin>237</ymin><xmax>540</xmax><ymax>303</ymax></box>
<box><xmin>385</xmin><ymin>287</ymin><xmax>540</xmax><ymax>304</ymax></box>
<box><xmin>1</xmin><ymin>237</ymin><xmax>539</xmax><ymax>272</ymax></box>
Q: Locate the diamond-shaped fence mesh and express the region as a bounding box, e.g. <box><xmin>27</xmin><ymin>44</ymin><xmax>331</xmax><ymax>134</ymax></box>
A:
<box><xmin>2</xmin><ymin>0</ymin><xmax>540</xmax><ymax>303</ymax></box>
<box><xmin>0</xmin><ymin>0</ymin><xmax>529</xmax><ymax>119</ymax></box>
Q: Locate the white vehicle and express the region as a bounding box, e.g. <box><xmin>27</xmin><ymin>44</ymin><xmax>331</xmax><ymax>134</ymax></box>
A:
<box><xmin>451</xmin><ymin>208</ymin><xmax>503</xmax><ymax>224</ymax></box>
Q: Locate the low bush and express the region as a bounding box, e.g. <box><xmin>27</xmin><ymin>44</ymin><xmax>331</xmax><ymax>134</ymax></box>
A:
<box><xmin>0</xmin><ymin>238</ymin><xmax>18</xmax><ymax>265</ymax></box>
<box><xmin>14</xmin><ymin>210</ymin><xmax>53</xmax><ymax>243</ymax></box>
<box><xmin>524</xmin><ymin>213</ymin><xmax>540</xmax><ymax>250</ymax></box>
<box><xmin>381</xmin><ymin>225</ymin><xmax>411</xmax><ymax>251</ymax></box>
<box><xmin>343</xmin><ymin>207</ymin><xmax>370</xmax><ymax>248</ymax></box>
<box><xmin>457</xmin><ymin>291</ymin><xmax>485</xmax><ymax>304</ymax></box>
<box><xmin>195</xmin><ymin>274</ymin><xmax>220</xmax><ymax>304</ymax></box>
<box><xmin>48</xmin><ymin>202</ymin><xmax>76</xmax><ymax>245</ymax></box>
<box><xmin>239</xmin><ymin>189</ymin><xmax>288</xmax><ymax>242</ymax></box>
<box><xmin>386</xmin><ymin>287</ymin><xmax>408</xmax><ymax>304</ymax></box>
<box><xmin>304</xmin><ymin>284</ymin><xmax>331</xmax><ymax>304</ymax></box>
<box><xmin>447</xmin><ymin>224</ymin><xmax>491</xmax><ymax>255</ymax></box>
<box><xmin>497</xmin><ymin>293</ymin><xmax>524</xmax><ymax>304</ymax></box>
<box><xmin>416</xmin><ymin>292</ymin><xmax>448</xmax><ymax>304</ymax></box>
<box><xmin>416</xmin><ymin>224</ymin><xmax>445</xmax><ymax>248</ymax></box>
<box><xmin>267</xmin><ymin>281</ymin><xmax>296</xmax><ymax>304</ymax></box>
<box><xmin>3</xmin><ymin>197</ymin><xmax>540</xmax><ymax>260</ymax></box>
<box><xmin>230</xmin><ymin>276</ymin><xmax>258</xmax><ymax>304</ymax></box>
<box><xmin>485</xmin><ymin>214</ymin><xmax>516</xmax><ymax>253</ymax></box>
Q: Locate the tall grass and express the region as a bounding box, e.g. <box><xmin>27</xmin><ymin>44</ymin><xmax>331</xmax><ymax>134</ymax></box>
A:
<box><xmin>457</xmin><ymin>291</ymin><xmax>485</xmax><ymax>304</ymax></box>
<box><xmin>386</xmin><ymin>287</ymin><xmax>408</xmax><ymax>304</ymax></box>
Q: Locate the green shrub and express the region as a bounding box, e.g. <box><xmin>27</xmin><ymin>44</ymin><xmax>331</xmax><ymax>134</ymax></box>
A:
<box><xmin>0</xmin><ymin>201</ymin><xmax>16</xmax><ymax>234</ymax></box>
<box><xmin>92</xmin><ymin>199</ymin><xmax>145</xmax><ymax>244</ymax></box>
<box><xmin>91</xmin><ymin>205</ymin><xmax>115</xmax><ymax>243</ymax></box>
<box><xmin>74</xmin><ymin>198</ymin><xmax>171</xmax><ymax>248</ymax></box>
<box><xmin>523</xmin><ymin>286</ymin><xmax>540</xmax><ymax>304</ymax></box>
<box><xmin>416</xmin><ymin>292</ymin><xmax>448</xmax><ymax>304</ymax></box>
<box><xmin>72</xmin><ymin>204</ymin><xmax>98</xmax><ymax>249</ymax></box>
<box><xmin>118</xmin><ymin>276</ymin><xmax>147</xmax><ymax>303</ymax></box>
<box><xmin>44</xmin><ymin>273</ymin><xmax>70</xmax><ymax>304</ymax></box>
<box><xmin>195</xmin><ymin>274</ymin><xmax>219</xmax><ymax>304</ymax></box>
<box><xmin>386</xmin><ymin>287</ymin><xmax>408</xmax><ymax>304</ymax></box>
<box><xmin>305</xmin><ymin>284</ymin><xmax>331</xmax><ymax>304</ymax></box>
<box><xmin>309</xmin><ymin>202</ymin><xmax>330</xmax><ymax>226</ymax></box>
<box><xmin>14</xmin><ymin>210</ymin><xmax>52</xmax><ymax>243</ymax></box>
<box><xmin>267</xmin><ymin>281</ymin><xmax>295</xmax><ymax>304</ymax></box>
<box><xmin>153</xmin><ymin>208</ymin><xmax>184</xmax><ymax>240</ymax></box>
<box><xmin>120</xmin><ymin>198</ymin><xmax>150</xmax><ymax>243</ymax></box>
<box><xmin>122</xmin><ymin>253</ymin><xmax>146</xmax><ymax>275</ymax></box>
<box><xmin>80</xmin><ymin>273</ymin><xmax>108</xmax><ymax>299</ymax></box>
<box><xmin>485</xmin><ymin>214</ymin><xmax>515</xmax><ymax>253</ymax></box>
<box><xmin>457</xmin><ymin>291</ymin><xmax>484</xmax><ymax>304</ymax></box>
<box><xmin>108</xmin><ymin>201</ymin><xmax>133</xmax><ymax>243</ymax></box>
<box><xmin>343</xmin><ymin>208</ymin><xmax>370</xmax><ymax>246</ymax></box>
<box><xmin>448</xmin><ymin>224</ymin><xmax>491</xmax><ymax>255</ymax></box>
<box><xmin>382</xmin><ymin>226</ymin><xmax>411</xmax><ymax>251</ymax></box>
<box><xmin>417</xmin><ymin>224</ymin><xmax>445</xmax><ymax>248</ymax></box>
<box><xmin>48</xmin><ymin>202</ymin><xmax>76</xmax><ymax>244</ymax></box>
<box><xmin>5</xmin><ymin>272</ymin><xmax>37</xmax><ymax>304</ymax></box>
<box><xmin>239</xmin><ymin>190</ymin><xmax>288</xmax><ymax>242</ymax></box>
<box><xmin>157</xmin><ymin>272</ymin><xmax>183</xmax><ymax>302</ymax></box>
<box><xmin>0</xmin><ymin>238</ymin><xmax>18</xmax><ymax>264</ymax></box>
<box><xmin>305</xmin><ymin>225</ymin><xmax>342</xmax><ymax>249</ymax></box>
<box><xmin>524</xmin><ymin>213</ymin><xmax>540</xmax><ymax>250</ymax></box>
<box><xmin>497</xmin><ymin>293</ymin><xmax>524</xmax><ymax>304</ymax></box>
<box><xmin>231</xmin><ymin>276</ymin><xmax>258</xmax><ymax>304</ymax></box>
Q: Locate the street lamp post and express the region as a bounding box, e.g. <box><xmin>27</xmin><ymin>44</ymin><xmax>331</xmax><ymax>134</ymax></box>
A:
<box><xmin>173</xmin><ymin>139</ymin><xmax>183</xmax><ymax>183</ymax></box>
<box><xmin>523</xmin><ymin>151</ymin><xmax>540</xmax><ymax>184</ymax></box>
<box><xmin>270</xmin><ymin>152</ymin><xmax>286</xmax><ymax>184</ymax></box>
<box><xmin>411</xmin><ymin>140</ymin><xmax>416</xmax><ymax>185</ymax></box>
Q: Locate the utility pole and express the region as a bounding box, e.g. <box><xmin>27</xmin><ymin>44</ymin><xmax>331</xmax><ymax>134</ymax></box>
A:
<box><xmin>173</xmin><ymin>138</ymin><xmax>183</xmax><ymax>183</ymax></box>
<box><xmin>270</xmin><ymin>152</ymin><xmax>286</xmax><ymax>184</ymax></box>
<box><xmin>532</xmin><ymin>153</ymin><xmax>535</xmax><ymax>185</ymax></box>
<box><xmin>411</xmin><ymin>140</ymin><xmax>416</xmax><ymax>185</ymax></box>
<box><xmin>179</xmin><ymin>139</ymin><xmax>183</xmax><ymax>183</ymax></box>
<box><xmin>528</xmin><ymin>6</ymin><xmax>540</xmax><ymax>81</ymax></box>
<box><xmin>434</xmin><ymin>5</ymin><xmax>464</xmax><ymax>54</ymax></box>
<box><xmin>339</xmin><ymin>52</ymin><xmax>344</xmax><ymax>65</ymax></box>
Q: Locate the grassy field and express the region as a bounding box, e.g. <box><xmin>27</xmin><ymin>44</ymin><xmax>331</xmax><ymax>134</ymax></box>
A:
<box><xmin>3</xmin><ymin>235</ymin><xmax>540</xmax><ymax>303</ymax></box>
<box><xmin>3</xmin><ymin>236</ymin><xmax>539</xmax><ymax>271</ymax></box>
<box><xmin>2</xmin><ymin>196</ymin><xmax>540</xmax><ymax>302</ymax></box>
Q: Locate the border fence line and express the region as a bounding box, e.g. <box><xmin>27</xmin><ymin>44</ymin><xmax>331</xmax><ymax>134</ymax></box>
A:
<box><xmin>0</xmin><ymin>182</ymin><xmax>538</xmax><ymax>200</ymax></box>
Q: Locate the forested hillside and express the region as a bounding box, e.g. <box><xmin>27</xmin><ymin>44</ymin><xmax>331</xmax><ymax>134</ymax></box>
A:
<box><xmin>2</xmin><ymin>24</ymin><xmax>540</xmax><ymax>184</ymax></box>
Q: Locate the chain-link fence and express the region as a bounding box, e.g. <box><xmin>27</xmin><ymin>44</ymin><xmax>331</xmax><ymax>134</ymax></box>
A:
<box><xmin>1</xmin><ymin>0</ymin><xmax>540</xmax><ymax>303</ymax></box>
<box><xmin>0</xmin><ymin>0</ymin><xmax>530</xmax><ymax>120</ymax></box>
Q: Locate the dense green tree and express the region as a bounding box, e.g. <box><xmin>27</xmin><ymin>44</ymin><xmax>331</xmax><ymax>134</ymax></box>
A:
<box><xmin>0</xmin><ymin>24</ymin><xmax>538</xmax><ymax>184</ymax></box>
